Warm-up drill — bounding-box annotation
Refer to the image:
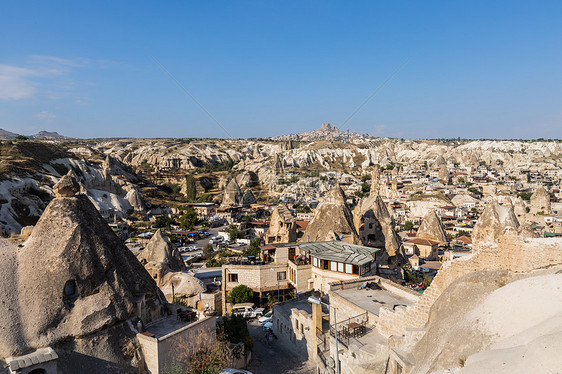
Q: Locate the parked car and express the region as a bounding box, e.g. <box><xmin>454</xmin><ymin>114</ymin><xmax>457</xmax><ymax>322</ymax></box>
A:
<box><xmin>220</xmin><ymin>369</ymin><xmax>253</xmax><ymax>374</ymax></box>
<box><xmin>262</xmin><ymin>322</ymin><xmax>273</xmax><ymax>331</ymax></box>
<box><xmin>231</xmin><ymin>303</ymin><xmax>262</xmax><ymax>318</ymax></box>
<box><xmin>258</xmin><ymin>310</ymin><xmax>273</xmax><ymax>325</ymax></box>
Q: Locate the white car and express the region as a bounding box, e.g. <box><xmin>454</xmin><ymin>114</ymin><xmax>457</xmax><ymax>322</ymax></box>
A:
<box><xmin>258</xmin><ymin>311</ymin><xmax>273</xmax><ymax>325</ymax></box>
<box><xmin>263</xmin><ymin>322</ymin><xmax>273</xmax><ymax>331</ymax></box>
<box><xmin>220</xmin><ymin>369</ymin><xmax>253</xmax><ymax>374</ymax></box>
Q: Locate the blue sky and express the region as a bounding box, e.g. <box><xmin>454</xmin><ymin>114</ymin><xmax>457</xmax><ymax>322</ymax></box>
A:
<box><xmin>1</xmin><ymin>1</ymin><xmax>561</xmax><ymax>139</ymax></box>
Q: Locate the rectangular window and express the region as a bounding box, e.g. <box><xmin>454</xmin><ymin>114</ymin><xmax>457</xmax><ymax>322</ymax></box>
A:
<box><xmin>323</xmin><ymin>260</ymin><xmax>329</xmax><ymax>270</ymax></box>
<box><xmin>330</xmin><ymin>261</ymin><xmax>337</xmax><ymax>272</ymax></box>
<box><xmin>313</xmin><ymin>257</ymin><xmax>318</xmax><ymax>267</ymax></box>
<box><xmin>277</xmin><ymin>271</ymin><xmax>286</xmax><ymax>281</ymax></box>
<box><xmin>345</xmin><ymin>264</ymin><xmax>352</xmax><ymax>274</ymax></box>
<box><xmin>338</xmin><ymin>262</ymin><xmax>344</xmax><ymax>272</ymax></box>
<box><xmin>228</xmin><ymin>273</ymin><xmax>238</xmax><ymax>282</ymax></box>
<box><xmin>353</xmin><ymin>265</ymin><xmax>359</xmax><ymax>275</ymax></box>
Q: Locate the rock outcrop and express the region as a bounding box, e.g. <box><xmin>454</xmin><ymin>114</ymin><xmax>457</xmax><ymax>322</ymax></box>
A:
<box><xmin>408</xmin><ymin>269</ymin><xmax>562</xmax><ymax>374</ymax></box>
<box><xmin>125</xmin><ymin>187</ymin><xmax>146</xmax><ymax>213</ymax></box>
<box><xmin>472</xmin><ymin>200</ymin><xmax>520</xmax><ymax>246</ymax></box>
<box><xmin>267</xmin><ymin>205</ymin><xmax>297</xmax><ymax>244</ymax></box>
<box><xmin>303</xmin><ymin>186</ymin><xmax>360</xmax><ymax>244</ymax></box>
<box><xmin>222</xmin><ymin>178</ymin><xmax>243</xmax><ymax>206</ymax></box>
<box><xmin>353</xmin><ymin>194</ymin><xmax>403</xmax><ymax>261</ymax></box>
<box><xmin>242</xmin><ymin>189</ymin><xmax>257</xmax><ymax>206</ymax></box>
<box><xmin>417</xmin><ymin>210</ymin><xmax>449</xmax><ymax>243</ymax></box>
<box><xmin>53</xmin><ymin>170</ymin><xmax>81</xmax><ymax>197</ymax></box>
<box><xmin>0</xmin><ymin>175</ymin><xmax>166</xmax><ymax>372</ymax></box>
<box><xmin>138</xmin><ymin>230</ymin><xmax>205</xmax><ymax>301</ymax></box>
<box><xmin>437</xmin><ymin>165</ymin><xmax>449</xmax><ymax>183</ymax></box>
<box><xmin>138</xmin><ymin>229</ymin><xmax>186</xmax><ymax>277</ymax></box>
<box><xmin>235</xmin><ymin>171</ymin><xmax>259</xmax><ymax>188</ymax></box>
<box><xmin>530</xmin><ymin>186</ymin><xmax>551</xmax><ymax>215</ymax></box>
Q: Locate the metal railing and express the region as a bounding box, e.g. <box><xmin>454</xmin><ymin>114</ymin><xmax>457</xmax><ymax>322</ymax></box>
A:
<box><xmin>329</xmin><ymin>312</ymin><xmax>369</xmax><ymax>347</ymax></box>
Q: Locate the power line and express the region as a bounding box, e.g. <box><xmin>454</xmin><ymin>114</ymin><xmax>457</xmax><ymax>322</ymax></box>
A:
<box><xmin>341</xmin><ymin>57</ymin><xmax>411</xmax><ymax>128</ymax></box>
<box><xmin>151</xmin><ymin>56</ymin><xmax>232</xmax><ymax>138</ymax></box>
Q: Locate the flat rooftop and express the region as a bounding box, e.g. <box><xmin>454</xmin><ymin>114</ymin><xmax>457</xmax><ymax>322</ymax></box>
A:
<box><xmin>145</xmin><ymin>315</ymin><xmax>192</xmax><ymax>339</ymax></box>
<box><xmin>333</xmin><ymin>287</ymin><xmax>415</xmax><ymax>316</ymax></box>
<box><xmin>274</xmin><ymin>297</ymin><xmax>313</xmax><ymax>315</ymax></box>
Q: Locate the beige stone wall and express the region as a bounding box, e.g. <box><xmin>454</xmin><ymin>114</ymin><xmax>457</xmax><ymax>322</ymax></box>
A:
<box><xmin>377</xmin><ymin>235</ymin><xmax>562</xmax><ymax>337</ymax></box>
<box><xmin>272</xmin><ymin>306</ymin><xmax>314</xmax><ymax>359</ymax></box>
<box><xmin>137</xmin><ymin>317</ymin><xmax>216</xmax><ymax>374</ymax></box>
<box><xmin>223</xmin><ymin>263</ymin><xmax>290</xmax><ymax>292</ymax></box>
<box><xmin>288</xmin><ymin>261</ymin><xmax>312</xmax><ymax>293</ymax></box>
<box><xmin>311</xmin><ymin>267</ymin><xmax>359</xmax><ymax>293</ymax></box>
<box><xmin>137</xmin><ymin>332</ymin><xmax>160</xmax><ymax>374</ymax></box>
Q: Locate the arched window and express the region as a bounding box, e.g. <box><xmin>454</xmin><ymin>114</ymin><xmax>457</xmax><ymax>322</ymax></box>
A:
<box><xmin>64</xmin><ymin>280</ymin><xmax>76</xmax><ymax>297</ymax></box>
<box><xmin>63</xmin><ymin>280</ymin><xmax>78</xmax><ymax>307</ymax></box>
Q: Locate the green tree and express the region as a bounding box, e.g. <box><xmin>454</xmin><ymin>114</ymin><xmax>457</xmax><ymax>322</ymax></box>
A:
<box><xmin>202</xmin><ymin>244</ymin><xmax>214</xmax><ymax>260</ymax></box>
<box><xmin>404</xmin><ymin>221</ymin><xmax>414</xmax><ymax>231</ymax></box>
<box><xmin>184</xmin><ymin>174</ymin><xmax>197</xmax><ymax>202</ymax></box>
<box><xmin>155</xmin><ymin>216</ymin><xmax>175</xmax><ymax>228</ymax></box>
<box><xmin>225</xmin><ymin>224</ymin><xmax>243</xmax><ymax>240</ymax></box>
<box><xmin>243</xmin><ymin>238</ymin><xmax>262</xmax><ymax>257</ymax></box>
<box><xmin>229</xmin><ymin>284</ymin><xmax>253</xmax><ymax>304</ymax></box>
<box><xmin>178</xmin><ymin>207</ymin><xmax>197</xmax><ymax>230</ymax></box>
<box><xmin>218</xmin><ymin>315</ymin><xmax>253</xmax><ymax>352</ymax></box>
<box><xmin>170</xmin><ymin>184</ymin><xmax>182</xmax><ymax>197</ymax></box>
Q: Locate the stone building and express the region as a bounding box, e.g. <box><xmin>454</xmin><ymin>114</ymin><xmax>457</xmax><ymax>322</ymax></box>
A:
<box><xmin>267</xmin><ymin>204</ymin><xmax>297</xmax><ymax>244</ymax></box>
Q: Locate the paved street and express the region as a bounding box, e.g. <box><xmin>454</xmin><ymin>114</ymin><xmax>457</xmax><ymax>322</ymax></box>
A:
<box><xmin>179</xmin><ymin>224</ymin><xmax>227</xmax><ymax>262</ymax></box>
<box><xmin>247</xmin><ymin>320</ymin><xmax>314</xmax><ymax>374</ymax></box>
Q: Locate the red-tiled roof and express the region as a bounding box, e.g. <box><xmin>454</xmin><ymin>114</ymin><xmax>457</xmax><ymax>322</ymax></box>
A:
<box><xmin>296</xmin><ymin>220</ymin><xmax>309</xmax><ymax>230</ymax></box>
<box><xmin>406</xmin><ymin>238</ymin><xmax>440</xmax><ymax>246</ymax></box>
<box><xmin>456</xmin><ymin>236</ymin><xmax>472</xmax><ymax>244</ymax></box>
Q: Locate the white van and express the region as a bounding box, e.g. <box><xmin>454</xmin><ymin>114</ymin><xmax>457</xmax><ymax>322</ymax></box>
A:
<box><xmin>231</xmin><ymin>303</ymin><xmax>264</xmax><ymax>318</ymax></box>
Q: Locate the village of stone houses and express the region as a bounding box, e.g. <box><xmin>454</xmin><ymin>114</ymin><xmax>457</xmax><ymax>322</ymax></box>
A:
<box><xmin>0</xmin><ymin>124</ymin><xmax>560</xmax><ymax>374</ymax></box>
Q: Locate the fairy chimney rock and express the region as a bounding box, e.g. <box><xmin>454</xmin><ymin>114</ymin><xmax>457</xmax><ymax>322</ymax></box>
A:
<box><xmin>417</xmin><ymin>210</ymin><xmax>449</xmax><ymax>243</ymax></box>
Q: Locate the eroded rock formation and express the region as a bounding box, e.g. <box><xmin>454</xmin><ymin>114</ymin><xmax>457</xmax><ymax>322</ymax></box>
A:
<box><xmin>303</xmin><ymin>186</ymin><xmax>360</xmax><ymax>244</ymax></box>
<box><xmin>417</xmin><ymin>210</ymin><xmax>449</xmax><ymax>243</ymax></box>
<box><xmin>0</xmin><ymin>173</ymin><xmax>166</xmax><ymax>372</ymax></box>
<box><xmin>267</xmin><ymin>205</ymin><xmax>297</xmax><ymax>244</ymax></box>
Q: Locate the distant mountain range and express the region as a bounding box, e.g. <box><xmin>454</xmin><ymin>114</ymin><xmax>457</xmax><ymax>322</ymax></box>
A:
<box><xmin>0</xmin><ymin>128</ymin><xmax>70</xmax><ymax>139</ymax></box>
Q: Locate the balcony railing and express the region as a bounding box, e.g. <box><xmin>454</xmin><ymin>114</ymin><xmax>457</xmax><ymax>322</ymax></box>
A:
<box><xmin>329</xmin><ymin>312</ymin><xmax>369</xmax><ymax>347</ymax></box>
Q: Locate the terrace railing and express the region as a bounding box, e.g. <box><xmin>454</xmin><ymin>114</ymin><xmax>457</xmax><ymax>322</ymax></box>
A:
<box><xmin>329</xmin><ymin>312</ymin><xmax>369</xmax><ymax>347</ymax></box>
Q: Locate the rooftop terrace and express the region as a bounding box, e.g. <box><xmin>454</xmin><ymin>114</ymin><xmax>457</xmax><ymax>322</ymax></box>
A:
<box><xmin>333</xmin><ymin>284</ymin><xmax>416</xmax><ymax>316</ymax></box>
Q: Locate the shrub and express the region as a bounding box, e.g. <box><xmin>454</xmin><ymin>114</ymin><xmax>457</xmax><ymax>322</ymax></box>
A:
<box><xmin>229</xmin><ymin>284</ymin><xmax>253</xmax><ymax>304</ymax></box>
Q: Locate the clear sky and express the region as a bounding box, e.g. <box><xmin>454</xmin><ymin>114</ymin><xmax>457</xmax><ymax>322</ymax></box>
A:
<box><xmin>1</xmin><ymin>1</ymin><xmax>561</xmax><ymax>139</ymax></box>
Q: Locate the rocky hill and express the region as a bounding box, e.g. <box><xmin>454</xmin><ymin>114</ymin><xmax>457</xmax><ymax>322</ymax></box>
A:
<box><xmin>0</xmin><ymin>129</ymin><xmax>18</xmax><ymax>138</ymax></box>
<box><xmin>32</xmin><ymin>130</ymin><xmax>69</xmax><ymax>139</ymax></box>
<box><xmin>272</xmin><ymin>123</ymin><xmax>374</xmax><ymax>143</ymax></box>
